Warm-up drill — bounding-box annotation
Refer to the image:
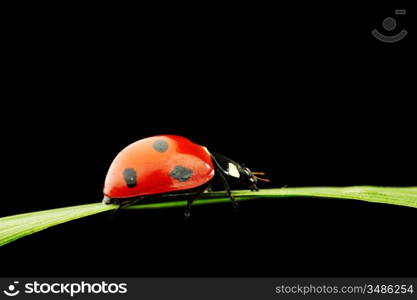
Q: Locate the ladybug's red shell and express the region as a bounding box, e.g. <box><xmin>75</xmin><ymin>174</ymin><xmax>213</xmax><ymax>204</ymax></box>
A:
<box><xmin>103</xmin><ymin>135</ymin><xmax>215</xmax><ymax>199</ymax></box>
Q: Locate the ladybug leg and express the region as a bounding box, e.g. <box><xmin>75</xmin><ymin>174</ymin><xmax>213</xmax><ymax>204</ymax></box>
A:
<box><xmin>184</xmin><ymin>188</ymin><xmax>206</xmax><ymax>220</ymax></box>
<box><xmin>210</xmin><ymin>154</ymin><xmax>239</xmax><ymax>210</ymax></box>
<box><xmin>119</xmin><ymin>199</ymin><xmax>138</xmax><ymax>210</ymax></box>
<box><xmin>112</xmin><ymin>197</ymin><xmax>143</xmax><ymax>215</ymax></box>
<box><xmin>184</xmin><ymin>199</ymin><xmax>193</xmax><ymax>219</ymax></box>
<box><xmin>249</xmin><ymin>181</ymin><xmax>259</xmax><ymax>191</ymax></box>
<box><xmin>250</xmin><ymin>184</ymin><xmax>259</xmax><ymax>192</ymax></box>
<box><xmin>217</xmin><ymin>171</ymin><xmax>239</xmax><ymax>210</ymax></box>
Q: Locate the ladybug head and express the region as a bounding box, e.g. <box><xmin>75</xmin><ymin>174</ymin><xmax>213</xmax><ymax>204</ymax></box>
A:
<box><xmin>241</xmin><ymin>166</ymin><xmax>270</xmax><ymax>191</ymax></box>
<box><xmin>211</xmin><ymin>152</ymin><xmax>270</xmax><ymax>191</ymax></box>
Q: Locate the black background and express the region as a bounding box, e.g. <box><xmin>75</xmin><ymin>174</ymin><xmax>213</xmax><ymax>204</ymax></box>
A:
<box><xmin>1</xmin><ymin>2</ymin><xmax>415</xmax><ymax>277</ymax></box>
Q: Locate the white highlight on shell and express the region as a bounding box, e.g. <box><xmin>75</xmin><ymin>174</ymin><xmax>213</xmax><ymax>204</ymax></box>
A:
<box><xmin>203</xmin><ymin>147</ymin><xmax>210</xmax><ymax>155</ymax></box>
<box><xmin>228</xmin><ymin>162</ymin><xmax>240</xmax><ymax>178</ymax></box>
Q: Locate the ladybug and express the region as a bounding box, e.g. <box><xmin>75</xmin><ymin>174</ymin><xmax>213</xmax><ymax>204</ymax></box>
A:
<box><xmin>103</xmin><ymin>135</ymin><xmax>269</xmax><ymax>217</ymax></box>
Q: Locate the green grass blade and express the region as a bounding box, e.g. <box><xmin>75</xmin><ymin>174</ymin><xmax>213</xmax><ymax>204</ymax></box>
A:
<box><xmin>0</xmin><ymin>203</ymin><xmax>116</xmax><ymax>247</ymax></box>
<box><xmin>127</xmin><ymin>186</ymin><xmax>417</xmax><ymax>209</ymax></box>
<box><xmin>0</xmin><ymin>186</ymin><xmax>416</xmax><ymax>247</ymax></box>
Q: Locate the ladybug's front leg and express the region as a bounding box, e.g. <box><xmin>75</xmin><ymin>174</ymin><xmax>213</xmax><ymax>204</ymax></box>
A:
<box><xmin>249</xmin><ymin>182</ymin><xmax>259</xmax><ymax>192</ymax></box>
<box><xmin>217</xmin><ymin>171</ymin><xmax>239</xmax><ymax>210</ymax></box>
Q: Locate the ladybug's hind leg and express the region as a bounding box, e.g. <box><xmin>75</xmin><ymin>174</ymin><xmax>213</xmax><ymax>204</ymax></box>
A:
<box><xmin>184</xmin><ymin>186</ymin><xmax>207</xmax><ymax>220</ymax></box>
<box><xmin>112</xmin><ymin>197</ymin><xmax>143</xmax><ymax>215</ymax></box>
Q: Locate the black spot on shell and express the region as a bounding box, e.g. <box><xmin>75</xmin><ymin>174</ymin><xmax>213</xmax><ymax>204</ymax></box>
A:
<box><xmin>123</xmin><ymin>168</ymin><xmax>137</xmax><ymax>188</ymax></box>
<box><xmin>170</xmin><ymin>165</ymin><xmax>193</xmax><ymax>182</ymax></box>
<box><xmin>153</xmin><ymin>140</ymin><xmax>169</xmax><ymax>152</ymax></box>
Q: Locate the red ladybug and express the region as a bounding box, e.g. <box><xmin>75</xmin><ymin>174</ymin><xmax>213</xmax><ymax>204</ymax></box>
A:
<box><xmin>103</xmin><ymin>135</ymin><xmax>269</xmax><ymax>217</ymax></box>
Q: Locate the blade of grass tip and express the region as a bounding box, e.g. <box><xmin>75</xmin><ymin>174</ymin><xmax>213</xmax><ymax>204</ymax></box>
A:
<box><xmin>0</xmin><ymin>203</ymin><xmax>117</xmax><ymax>247</ymax></box>
<box><xmin>268</xmin><ymin>186</ymin><xmax>417</xmax><ymax>208</ymax></box>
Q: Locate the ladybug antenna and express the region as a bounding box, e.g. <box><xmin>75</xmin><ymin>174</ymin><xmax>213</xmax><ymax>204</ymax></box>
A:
<box><xmin>253</xmin><ymin>176</ymin><xmax>271</xmax><ymax>183</ymax></box>
<box><xmin>252</xmin><ymin>171</ymin><xmax>271</xmax><ymax>183</ymax></box>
